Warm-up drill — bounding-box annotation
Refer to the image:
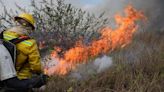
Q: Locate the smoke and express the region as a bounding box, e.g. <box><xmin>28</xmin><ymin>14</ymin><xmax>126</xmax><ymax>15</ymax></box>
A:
<box><xmin>69</xmin><ymin>55</ymin><xmax>112</xmax><ymax>80</ymax></box>
<box><xmin>43</xmin><ymin>55</ymin><xmax>113</xmax><ymax>80</ymax></box>
<box><xmin>93</xmin><ymin>55</ymin><xmax>113</xmax><ymax>73</ymax></box>
<box><xmin>126</xmin><ymin>0</ymin><xmax>164</xmax><ymax>31</ymax></box>
<box><xmin>88</xmin><ymin>0</ymin><xmax>164</xmax><ymax>31</ymax></box>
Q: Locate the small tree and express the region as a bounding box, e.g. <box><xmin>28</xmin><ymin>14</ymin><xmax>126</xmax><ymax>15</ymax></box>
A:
<box><xmin>0</xmin><ymin>0</ymin><xmax>109</xmax><ymax>56</ymax></box>
<box><xmin>31</xmin><ymin>0</ymin><xmax>109</xmax><ymax>50</ymax></box>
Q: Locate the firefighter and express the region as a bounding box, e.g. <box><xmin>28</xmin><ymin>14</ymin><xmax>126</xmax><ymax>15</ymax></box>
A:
<box><xmin>2</xmin><ymin>13</ymin><xmax>47</xmax><ymax>92</ymax></box>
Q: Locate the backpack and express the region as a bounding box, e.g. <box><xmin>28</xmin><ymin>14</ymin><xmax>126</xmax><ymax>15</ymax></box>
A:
<box><xmin>0</xmin><ymin>31</ymin><xmax>30</xmax><ymax>87</ymax></box>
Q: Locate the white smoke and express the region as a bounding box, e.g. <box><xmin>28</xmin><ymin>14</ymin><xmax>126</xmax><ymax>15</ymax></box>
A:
<box><xmin>70</xmin><ymin>55</ymin><xmax>113</xmax><ymax>80</ymax></box>
<box><xmin>93</xmin><ymin>55</ymin><xmax>113</xmax><ymax>73</ymax></box>
<box><xmin>43</xmin><ymin>55</ymin><xmax>113</xmax><ymax>80</ymax></box>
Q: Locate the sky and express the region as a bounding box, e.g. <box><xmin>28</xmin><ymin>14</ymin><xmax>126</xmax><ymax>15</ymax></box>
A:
<box><xmin>0</xmin><ymin>0</ymin><xmax>102</xmax><ymax>12</ymax></box>
<box><xmin>71</xmin><ymin>0</ymin><xmax>102</xmax><ymax>5</ymax></box>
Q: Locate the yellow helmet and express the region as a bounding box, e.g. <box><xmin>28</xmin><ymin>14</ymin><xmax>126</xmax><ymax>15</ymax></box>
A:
<box><xmin>14</xmin><ymin>13</ymin><xmax>35</xmax><ymax>29</ymax></box>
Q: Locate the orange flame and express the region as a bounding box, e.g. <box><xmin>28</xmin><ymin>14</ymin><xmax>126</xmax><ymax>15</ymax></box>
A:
<box><xmin>44</xmin><ymin>5</ymin><xmax>145</xmax><ymax>76</ymax></box>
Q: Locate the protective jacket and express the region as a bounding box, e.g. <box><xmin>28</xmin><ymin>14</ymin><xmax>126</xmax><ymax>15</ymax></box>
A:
<box><xmin>3</xmin><ymin>26</ymin><xmax>42</xmax><ymax>79</ymax></box>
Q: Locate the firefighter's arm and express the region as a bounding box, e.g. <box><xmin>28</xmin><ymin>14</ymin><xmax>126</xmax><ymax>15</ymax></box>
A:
<box><xmin>28</xmin><ymin>40</ymin><xmax>42</xmax><ymax>74</ymax></box>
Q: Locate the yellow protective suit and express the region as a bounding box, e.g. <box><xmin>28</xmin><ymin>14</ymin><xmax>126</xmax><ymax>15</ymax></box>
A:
<box><xmin>3</xmin><ymin>26</ymin><xmax>42</xmax><ymax>79</ymax></box>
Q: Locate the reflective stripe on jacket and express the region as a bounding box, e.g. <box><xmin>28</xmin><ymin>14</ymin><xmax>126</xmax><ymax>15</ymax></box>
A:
<box><xmin>3</xmin><ymin>30</ymin><xmax>42</xmax><ymax>79</ymax></box>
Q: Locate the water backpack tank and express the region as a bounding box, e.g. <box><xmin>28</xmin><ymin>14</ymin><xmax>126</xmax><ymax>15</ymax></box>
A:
<box><xmin>0</xmin><ymin>40</ymin><xmax>17</xmax><ymax>81</ymax></box>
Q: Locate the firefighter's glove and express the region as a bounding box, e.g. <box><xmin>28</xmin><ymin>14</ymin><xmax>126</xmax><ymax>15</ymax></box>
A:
<box><xmin>40</xmin><ymin>74</ymin><xmax>48</xmax><ymax>85</ymax></box>
<box><xmin>32</xmin><ymin>74</ymin><xmax>48</xmax><ymax>88</ymax></box>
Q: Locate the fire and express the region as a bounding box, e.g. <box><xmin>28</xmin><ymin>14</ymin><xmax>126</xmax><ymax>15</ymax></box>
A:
<box><xmin>44</xmin><ymin>5</ymin><xmax>145</xmax><ymax>76</ymax></box>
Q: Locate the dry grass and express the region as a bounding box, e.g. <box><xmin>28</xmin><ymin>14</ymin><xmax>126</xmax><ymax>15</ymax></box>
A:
<box><xmin>43</xmin><ymin>31</ymin><xmax>164</xmax><ymax>92</ymax></box>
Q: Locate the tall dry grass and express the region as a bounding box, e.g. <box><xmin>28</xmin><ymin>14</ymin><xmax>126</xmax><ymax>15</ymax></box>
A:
<box><xmin>43</xmin><ymin>31</ymin><xmax>164</xmax><ymax>92</ymax></box>
<box><xmin>75</xmin><ymin>31</ymin><xmax>164</xmax><ymax>92</ymax></box>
